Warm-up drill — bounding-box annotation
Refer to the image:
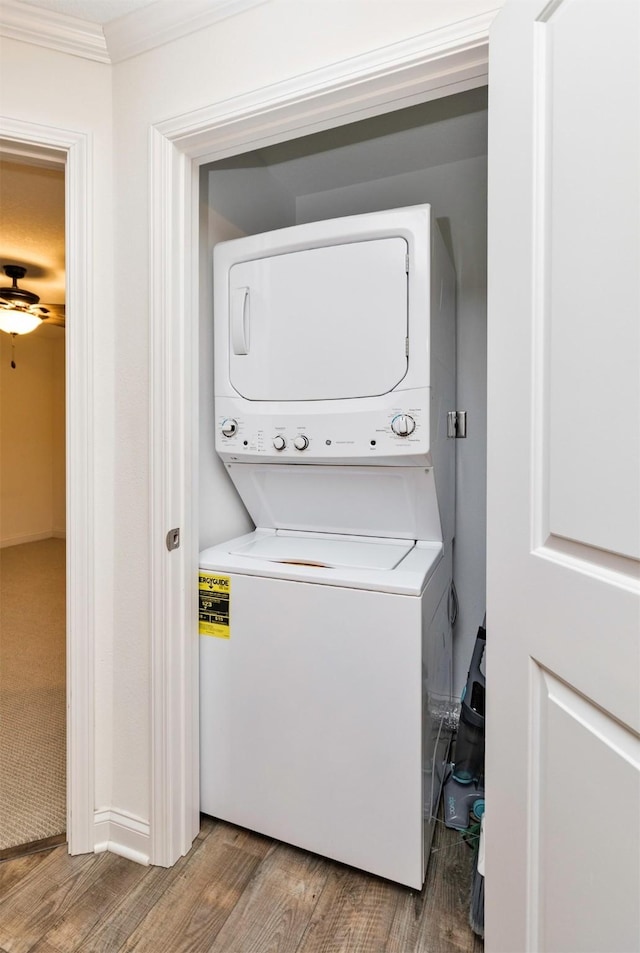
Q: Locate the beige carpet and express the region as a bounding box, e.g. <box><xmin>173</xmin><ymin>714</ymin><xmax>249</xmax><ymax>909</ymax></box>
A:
<box><xmin>0</xmin><ymin>538</ymin><xmax>66</xmax><ymax>850</ymax></box>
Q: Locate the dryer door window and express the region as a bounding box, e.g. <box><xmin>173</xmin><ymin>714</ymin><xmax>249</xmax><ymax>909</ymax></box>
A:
<box><xmin>228</xmin><ymin>237</ymin><xmax>409</xmax><ymax>401</ymax></box>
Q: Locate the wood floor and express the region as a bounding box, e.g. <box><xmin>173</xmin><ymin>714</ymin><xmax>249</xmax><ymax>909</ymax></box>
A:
<box><xmin>0</xmin><ymin>815</ymin><xmax>482</xmax><ymax>953</ymax></box>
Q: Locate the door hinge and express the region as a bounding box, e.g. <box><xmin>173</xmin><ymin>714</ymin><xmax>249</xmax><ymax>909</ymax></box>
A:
<box><xmin>405</xmin><ymin>253</ymin><xmax>410</xmax><ymax>273</ymax></box>
<box><xmin>166</xmin><ymin>527</ymin><xmax>181</xmax><ymax>551</ymax></box>
<box><xmin>447</xmin><ymin>411</ymin><xmax>467</xmax><ymax>438</ymax></box>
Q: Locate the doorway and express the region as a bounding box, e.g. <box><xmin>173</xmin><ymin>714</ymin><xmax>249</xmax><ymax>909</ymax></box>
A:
<box><xmin>148</xmin><ymin>23</ymin><xmax>491</xmax><ymax>865</ymax></box>
<box><xmin>199</xmin><ymin>87</ymin><xmax>488</xmax><ymax>698</ymax></box>
<box><xmin>0</xmin><ymin>118</ymin><xmax>95</xmax><ymax>857</ymax></box>
<box><xmin>0</xmin><ymin>154</ymin><xmax>67</xmax><ymax>856</ymax></box>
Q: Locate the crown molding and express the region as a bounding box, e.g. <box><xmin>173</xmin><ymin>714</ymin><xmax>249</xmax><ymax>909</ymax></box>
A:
<box><xmin>104</xmin><ymin>0</ymin><xmax>268</xmax><ymax>64</ymax></box>
<box><xmin>0</xmin><ymin>0</ymin><xmax>268</xmax><ymax>65</ymax></box>
<box><xmin>0</xmin><ymin>139</ymin><xmax>66</xmax><ymax>167</ymax></box>
<box><xmin>0</xmin><ymin>0</ymin><xmax>110</xmax><ymax>63</ymax></box>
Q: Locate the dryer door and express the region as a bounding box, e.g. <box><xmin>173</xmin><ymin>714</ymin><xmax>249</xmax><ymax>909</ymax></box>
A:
<box><xmin>228</xmin><ymin>237</ymin><xmax>409</xmax><ymax>401</ymax></box>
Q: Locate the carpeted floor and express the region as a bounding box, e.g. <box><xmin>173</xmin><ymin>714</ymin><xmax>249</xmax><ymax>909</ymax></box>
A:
<box><xmin>0</xmin><ymin>538</ymin><xmax>66</xmax><ymax>850</ymax></box>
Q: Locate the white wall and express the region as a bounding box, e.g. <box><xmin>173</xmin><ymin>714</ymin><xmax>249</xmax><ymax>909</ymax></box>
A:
<box><xmin>109</xmin><ymin>0</ymin><xmax>503</xmax><ymax>833</ymax></box>
<box><xmin>0</xmin><ymin>35</ymin><xmax>115</xmax><ymax>816</ymax></box>
<box><xmin>0</xmin><ymin>329</ymin><xmax>65</xmax><ymax>545</ymax></box>
<box><xmin>2</xmin><ymin>0</ymin><xmax>503</xmax><ymax>852</ymax></box>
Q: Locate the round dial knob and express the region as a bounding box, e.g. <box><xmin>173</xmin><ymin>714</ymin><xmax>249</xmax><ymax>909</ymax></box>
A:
<box><xmin>273</xmin><ymin>435</ymin><xmax>286</xmax><ymax>451</ymax></box>
<box><xmin>221</xmin><ymin>418</ymin><xmax>238</xmax><ymax>437</ymax></box>
<box><xmin>293</xmin><ymin>434</ymin><xmax>309</xmax><ymax>451</ymax></box>
<box><xmin>391</xmin><ymin>414</ymin><xmax>416</xmax><ymax>437</ymax></box>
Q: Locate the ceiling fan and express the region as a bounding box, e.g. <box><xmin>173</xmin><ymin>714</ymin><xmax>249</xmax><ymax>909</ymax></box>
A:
<box><xmin>0</xmin><ymin>264</ymin><xmax>65</xmax><ymax>334</ymax></box>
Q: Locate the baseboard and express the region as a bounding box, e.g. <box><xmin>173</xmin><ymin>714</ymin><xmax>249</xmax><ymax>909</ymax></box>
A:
<box><xmin>94</xmin><ymin>809</ymin><xmax>150</xmax><ymax>865</ymax></box>
<box><xmin>0</xmin><ymin>531</ymin><xmax>61</xmax><ymax>549</ymax></box>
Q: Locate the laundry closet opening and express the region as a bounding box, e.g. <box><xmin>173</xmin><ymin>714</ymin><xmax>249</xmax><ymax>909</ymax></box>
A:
<box><xmin>199</xmin><ymin>85</ymin><xmax>488</xmax><ymax>696</ymax></box>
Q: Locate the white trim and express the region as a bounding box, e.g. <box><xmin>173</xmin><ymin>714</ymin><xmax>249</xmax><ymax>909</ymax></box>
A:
<box><xmin>0</xmin><ymin>116</ymin><xmax>95</xmax><ymax>856</ymax></box>
<box><xmin>65</xmin><ymin>123</ymin><xmax>96</xmax><ymax>857</ymax></box>
<box><xmin>94</xmin><ymin>809</ymin><xmax>150</xmax><ymax>865</ymax></box>
<box><xmin>148</xmin><ymin>127</ymin><xmax>200</xmax><ymax>867</ymax></box>
<box><xmin>0</xmin><ymin>140</ymin><xmax>66</xmax><ymax>168</ymax></box>
<box><xmin>0</xmin><ymin>0</ymin><xmax>266</xmax><ymax>65</ymax></box>
<box><xmin>148</xmin><ymin>11</ymin><xmax>494</xmax><ymax>866</ymax></box>
<box><xmin>0</xmin><ymin>531</ymin><xmax>61</xmax><ymax>548</ymax></box>
<box><xmin>0</xmin><ymin>0</ymin><xmax>109</xmax><ymax>63</ymax></box>
<box><xmin>160</xmin><ymin>12</ymin><xmax>495</xmax><ymax>158</ymax></box>
<box><xmin>104</xmin><ymin>0</ymin><xmax>267</xmax><ymax>65</ymax></box>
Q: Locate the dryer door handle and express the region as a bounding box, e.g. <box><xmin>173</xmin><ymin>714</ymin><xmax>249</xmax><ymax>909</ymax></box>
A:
<box><xmin>231</xmin><ymin>286</ymin><xmax>250</xmax><ymax>355</ymax></box>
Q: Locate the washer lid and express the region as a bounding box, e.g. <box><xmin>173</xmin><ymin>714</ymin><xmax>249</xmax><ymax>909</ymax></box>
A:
<box><xmin>229</xmin><ymin>530</ymin><xmax>414</xmax><ymax>571</ymax></box>
<box><xmin>200</xmin><ymin>530</ymin><xmax>443</xmax><ymax>595</ymax></box>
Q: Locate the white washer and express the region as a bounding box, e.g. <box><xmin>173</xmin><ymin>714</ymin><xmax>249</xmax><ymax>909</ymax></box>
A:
<box><xmin>199</xmin><ymin>530</ymin><xmax>452</xmax><ymax>889</ymax></box>
<box><xmin>201</xmin><ymin>205</ymin><xmax>456</xmax><ymax>889</ymax></box>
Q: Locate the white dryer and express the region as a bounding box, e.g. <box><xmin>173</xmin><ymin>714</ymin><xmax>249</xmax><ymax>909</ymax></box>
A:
<box><xmin>200</xmin><ymin>205</ymin><xmax>456</xmax><ymax>889</ymax></box>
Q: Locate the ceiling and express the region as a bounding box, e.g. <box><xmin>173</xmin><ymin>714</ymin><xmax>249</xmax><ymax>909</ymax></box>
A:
<box><xmin>0</xmin><ymin>157</ymin><xmax>66</xmax><ymax>319</ymax></box>
<box><xmin>257</xmin><ymin>88</ymin><xmax>489</xmax><ymax>196</ymax></box>
<box><xmin>206</xmin><ymin>87</ymin><xmax>489</xmax><ymax>235</ymax></box>
<box><xmin>18</xmin><ymin>0</ymin><xmax>158</xmax><ymax>24</ymax></box>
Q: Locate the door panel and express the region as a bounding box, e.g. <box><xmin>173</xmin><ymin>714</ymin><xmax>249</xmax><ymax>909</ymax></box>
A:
<box><xmin>228</xmin><ymin>238</ymin><xmax>409</xmax><ymax>401</ymax></box>
<box><xmin>542</xmin><ymin>1</ymin><xmax>640</xmax><ymax>560</ymax></box>
<box><xmin>487</xmin><ymin>1</ymin><xmax>640</xmax><ymax>950</ymax></box>
<box><xmin>532</xmin><ymin>668</ymin><xmax>640</xmax><ymax>953</ymax></box>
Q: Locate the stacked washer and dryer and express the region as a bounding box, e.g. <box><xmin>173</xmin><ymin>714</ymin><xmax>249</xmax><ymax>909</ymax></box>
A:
<box><xmin>199</xmin><ymin>205</ymin><xmax>456</xmax><ymax>889</ymax></box>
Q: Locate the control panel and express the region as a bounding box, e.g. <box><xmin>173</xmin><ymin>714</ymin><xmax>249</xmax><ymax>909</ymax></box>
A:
<box><xmin>215</xmin><ymin>395</ymin><xmax>431</xmax><ymax>466</ymax></box>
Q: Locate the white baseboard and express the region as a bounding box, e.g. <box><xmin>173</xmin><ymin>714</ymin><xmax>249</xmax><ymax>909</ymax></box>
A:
<box><xmin>0</xmin><ymin>531</ymin><xmax>63</xmax><ymax>549</ymax></box>
<box><xmin>94</xmin><ymin>809</ymin><xmax>150</xmax><ymax>865</ymax></box>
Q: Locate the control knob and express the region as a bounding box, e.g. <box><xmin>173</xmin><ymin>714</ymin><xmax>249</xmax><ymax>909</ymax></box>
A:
<box><xmin>221</xmin><ymin>418</ymin><xmax>238</xmax><ymax>437</ymax></box>
<box><xmin>391</xmin><ymin>414</ymin><xmax>416</xmax><ymax>437</ymax></box>
<box><xmin>293</xmin><ymin>434</ymin><xmax>309</xmax><ymax>451</ymax></box>
<box><xmin>273</xmin><ymin>435</ymin><xmax>286</xmax><ymax>451</ymax></box>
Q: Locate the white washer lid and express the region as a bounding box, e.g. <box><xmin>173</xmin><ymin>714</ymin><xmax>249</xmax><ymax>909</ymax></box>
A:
<box><xmin>200</xmin><ymin>530</ymin><xmax>443</xmax><ymax>594</ymax></box>
<box><xmin>229</xmin><ymin>531</ymin><xmax>414</xmax><ymax>571</ymax></box>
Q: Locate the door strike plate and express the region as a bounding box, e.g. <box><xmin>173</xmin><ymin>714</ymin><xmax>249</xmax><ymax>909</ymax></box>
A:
<box><xmin>447</xmin><ymin>411</ymin><xmax>467</xmax><ymax>438</ymax></box>
<box><xmin>166</xmin><ymin>527</ymin><xmax>180</xmax><ymax>551</ymax></box>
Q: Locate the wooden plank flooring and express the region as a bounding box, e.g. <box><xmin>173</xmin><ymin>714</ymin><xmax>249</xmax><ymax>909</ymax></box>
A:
<box><xmin>0</xmin><ymin>816</ymin><xmax>483</xmax><ymax>953</ymax></box>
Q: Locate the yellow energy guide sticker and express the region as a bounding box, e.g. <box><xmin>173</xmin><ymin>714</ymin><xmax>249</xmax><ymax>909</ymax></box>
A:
<box><xmin>199</xmin><ymin>572</ymin><xmax>230</xmax><ymax>638</ymax></box>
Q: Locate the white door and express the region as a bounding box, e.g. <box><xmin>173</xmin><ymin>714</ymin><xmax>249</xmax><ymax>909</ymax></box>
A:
<box><xmin>487</xmin><ymin>2</ymin><xmax>640</xmax><ymax>951</ymax></box>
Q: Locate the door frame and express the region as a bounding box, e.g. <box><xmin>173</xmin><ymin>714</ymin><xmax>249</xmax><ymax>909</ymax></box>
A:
<box><xmin>0</xmin><ymin>117</ymin><xmax>95</xmax><ymax>854</ymax></box>
<box><xmin>148</xmin><ymin>11</ymin><xmax>496</xmax><ymax>866</ymax></box>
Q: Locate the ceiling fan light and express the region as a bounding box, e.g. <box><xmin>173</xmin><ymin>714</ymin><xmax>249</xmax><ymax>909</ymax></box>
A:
<box><xmin>0</xmin><ymin>307</ymin><xmax>42</xmax><ymax>335</ymax></box>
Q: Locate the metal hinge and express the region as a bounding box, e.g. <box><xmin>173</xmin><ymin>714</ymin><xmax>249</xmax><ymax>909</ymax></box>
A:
<box><xmin>166</xmin><ymin>527</ymin><xmax>181</xmax><ymax>551</ymax></box>
<box><xmin>405</xmin><ymin>253</ymin><xmax>410</xmax><ymax>273</ymax></box>
<box><xmin>447</xmin><ymin>411</ymin><xmax>467</xmax><ymax>438</ymax></box>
